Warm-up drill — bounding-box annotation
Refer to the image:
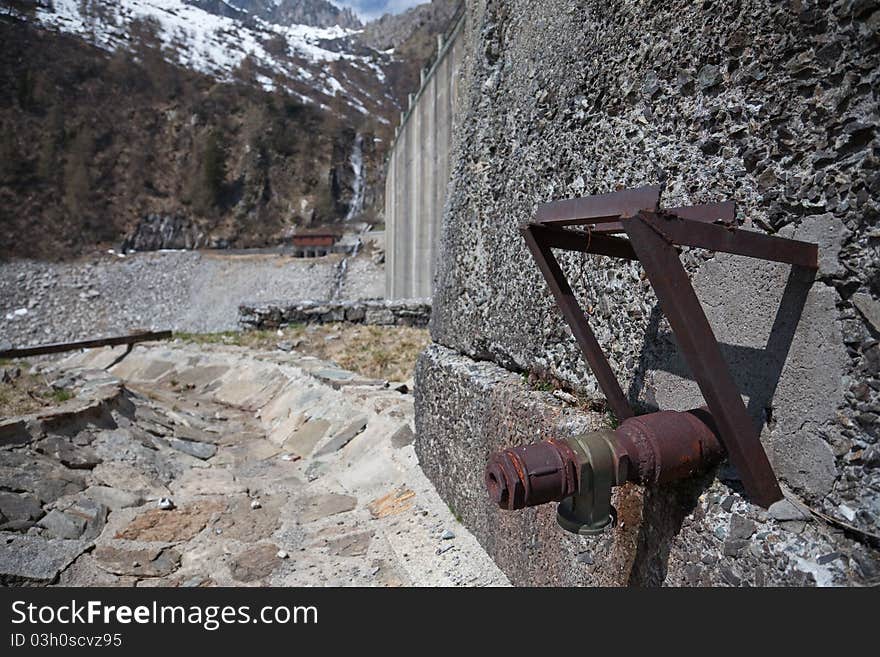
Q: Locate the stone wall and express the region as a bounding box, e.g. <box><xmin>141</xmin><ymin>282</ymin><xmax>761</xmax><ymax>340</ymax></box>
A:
<box><xmin>384</xmin><ymin>13</ymin><xmax>467</xmax><ymax>299</ymax></box>
<box><xmin>239</xmin><ymin>298</ymin><xmax>431</xmax><ymax>329</ymax></box>
<box><xmin>415</xmin><ymin>0</ymin><xmax>880</xmax><ymax>586</ymax></box>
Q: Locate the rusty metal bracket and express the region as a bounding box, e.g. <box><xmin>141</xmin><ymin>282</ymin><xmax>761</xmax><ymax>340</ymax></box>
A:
<box><xmin>522</xmin><ymin>185</ymin><xmax>818</xmax><ymax>507</ymax></box>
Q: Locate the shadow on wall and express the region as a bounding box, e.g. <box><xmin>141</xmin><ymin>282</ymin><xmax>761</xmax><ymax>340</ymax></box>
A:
<box><xmin>627</xmin><ymin>471</ymin><xmax>719</xmax><ymax>586</ymax></box>
<box><xmin>626</xmin><ymin>265</ymin><xmax>816</xmax><ymax>428</ymax></box>
<box><xmin>618</xmin><ymin>265</ymin><xmax>815</xmax><ymax>584</ymax></box>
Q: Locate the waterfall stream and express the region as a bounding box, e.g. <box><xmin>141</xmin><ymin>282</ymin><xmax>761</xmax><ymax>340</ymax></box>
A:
<box><xmin>330</xmin><ymin>133</ymin><xmax>367</xmax><ymax>300</ymax></box>
<box><xmin>331</xmin><ymin>224</ymin><xmax>369</xmax><ymax>300</ymax></box>
<box><xmin>344</xmin><ymin>133</ymin><xmax>365</xmax><ymax>222</ymax></box>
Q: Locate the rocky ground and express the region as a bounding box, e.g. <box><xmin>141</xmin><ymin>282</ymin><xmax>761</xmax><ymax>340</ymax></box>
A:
<box><xmin>0</xmin><ymin>250</ymin><xmax>384</xmax><ymax>348</ymax></box>
<box><xmin>0</xmin><ymin>341</ymin><xmax>507</xmax><ymax>586</ymax></box>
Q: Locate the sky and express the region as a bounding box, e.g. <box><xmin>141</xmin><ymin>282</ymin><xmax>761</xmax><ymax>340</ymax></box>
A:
<box><xmin>329</xmin><ymin>1</ymin><xmax>426</xmax><ymax>21</ymax></box>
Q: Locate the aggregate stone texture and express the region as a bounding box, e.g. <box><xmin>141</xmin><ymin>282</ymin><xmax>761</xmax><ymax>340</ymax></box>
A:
<box><xmin>0</xmin><ymin>344</ymin><xmax>507</xmax><ymax>587</ymax></box>
<box><xmin>417</xmin><ymin>0</ymin><xmax>880</xmax><ymax>582</ymax></box>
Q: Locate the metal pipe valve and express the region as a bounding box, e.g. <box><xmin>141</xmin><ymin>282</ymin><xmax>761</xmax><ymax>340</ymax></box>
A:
<box><xmin>485</xmin><ymin>408</ymin><xmax>724</xmax><ymax>535</ymax></box>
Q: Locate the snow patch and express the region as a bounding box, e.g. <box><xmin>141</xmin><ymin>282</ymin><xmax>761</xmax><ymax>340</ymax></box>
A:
<box><xmin>4</xmin><ymin>0</ymin><xmax>393</xmax><ymax>115</ymax></box>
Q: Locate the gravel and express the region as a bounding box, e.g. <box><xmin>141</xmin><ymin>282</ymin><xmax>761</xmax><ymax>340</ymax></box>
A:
<box><xmin>0</xmin><ymin>250</ymin><xmax>384</xmax><ymax>346</ymax></box>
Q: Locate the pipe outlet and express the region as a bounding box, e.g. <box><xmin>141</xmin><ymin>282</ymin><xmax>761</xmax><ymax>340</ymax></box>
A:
<box><xmin>484</xmin><ymin>409</ymin><xmax>723</xmax><ymax>535</ymax></box>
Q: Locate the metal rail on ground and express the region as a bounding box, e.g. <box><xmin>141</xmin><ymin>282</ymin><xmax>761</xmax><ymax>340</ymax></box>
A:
<box><xmin>0</xmin><ymin>330</ymin><xmax>173</xmax><ymax>359</ymax></box>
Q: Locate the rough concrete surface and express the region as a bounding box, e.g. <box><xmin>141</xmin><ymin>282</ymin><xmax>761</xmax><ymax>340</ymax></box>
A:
<box><xmin>0</xmin><ymin>343</ymin><xmax>507</xmax><ymax>587</ymax></box>
<box><xmin>413</xmin><ymin>0</ymin><xmax>880</xmax><ymax>585</ymax></box>
<box><xmin>385</xmin><ymin>12</ymin><xmax>466</xmax><ymax>299</ymax></box>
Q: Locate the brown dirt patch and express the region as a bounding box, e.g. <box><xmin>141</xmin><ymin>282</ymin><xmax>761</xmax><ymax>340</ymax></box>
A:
<box><xmin>178</xmin><ymin>324</ymin><xmax>429</xmax><ymax>381</ymax></box>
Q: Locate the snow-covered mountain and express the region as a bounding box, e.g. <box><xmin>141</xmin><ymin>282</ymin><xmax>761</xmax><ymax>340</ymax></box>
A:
<box><xmin>0</xmin><ymin>0</ymin><xmax>455</xmax><ymax>259</ymax></box>
<box><xmin>2</xmin><ymin>0</ymin><xmax>396</xmax><ymax>120</ymax></box>
<box><xmin>192</xmin><ymin>0</ymin><xmax>362</xmax><ymax>29</ymax></box>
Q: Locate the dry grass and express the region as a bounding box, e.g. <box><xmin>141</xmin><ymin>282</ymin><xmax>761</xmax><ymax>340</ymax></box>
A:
<box><xmin>0</xmin><ymin>361</ymin><xmax>74</xmax><ymax>419</ymax></box>
<box><xmin>176</xmin><ymin>324</ymin><xmax>430</xmax><ymax>381</ymax></box>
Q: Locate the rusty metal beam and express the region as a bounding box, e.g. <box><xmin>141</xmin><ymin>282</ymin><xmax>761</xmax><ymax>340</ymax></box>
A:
<box><xmin>533</xmin><ymin>185</ymin><xmax>662</xmax><ymax>227</ymax></box>
<box><xmin>531</xmin><ymin>224</ymin><xmax>638</xmax><ymax>260</ymax></box>
<box><xmin>521</xmin><ymin>224</ymin><xmax>635</xmax><ymax>421</ymax></box>
<box><xmin>640</xmin><ymin>213</ymin><xmax>818</xmax><ymax>269</ymax></box>
<box><xmin>518</xmin><ymin>187</ymin><xmax>819</xmax><ymax>507</ymax></box>
<box><xmin>591</xmin><ymin>200</ymin><xmax>737</xmax><ymax>235</ymax></box>
<box><xmin>622</xmin><ymin>212</ymin><xmax>783</xmax><ymax>507</ymax></box>
<box><xmin>0</xmin><ymin>330</ymin><xmax>173</xmax><ymax>359</ymax></box>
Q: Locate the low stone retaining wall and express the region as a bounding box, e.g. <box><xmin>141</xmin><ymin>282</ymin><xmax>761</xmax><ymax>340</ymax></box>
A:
<box><xmin>239</xmin><ymin>298</ymin><xmax>431</xmax><ymax>329</ymax></box>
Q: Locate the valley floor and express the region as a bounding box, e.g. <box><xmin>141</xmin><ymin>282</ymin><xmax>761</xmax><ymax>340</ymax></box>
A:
<box><xmin>0</xmin><ymin>250</ymin><xmax>384</xmax><ymax>347</ymax></box>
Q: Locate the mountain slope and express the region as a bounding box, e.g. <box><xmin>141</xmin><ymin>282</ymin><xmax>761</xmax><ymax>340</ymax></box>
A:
<box><xmin>211</xmin><ymin>0</ymin><xmax>362</xmax><ymax>29</ymax></box>
<box><xmin>0</xmin><ymin>0</ymin><xmax>459</xmax><ymax>260</ymax></box>
<box><xmin>11</xmin><ymin>0</ymin><xmax>392</xmax><ymax>119</ymax></box>
<box><xmin>0</xmin><ymin>14</ymin><xmax>377</xmax><ymax>259</ymax></box>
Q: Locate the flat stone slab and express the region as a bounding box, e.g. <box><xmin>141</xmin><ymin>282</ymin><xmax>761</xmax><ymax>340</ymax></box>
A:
<box><xmin>852</xmin><ymin>293</ymin><xmax>880</xmax><ymax>333</ymax></box>
<box><xmin>368</xmin><ymin>488</ymin><xmax>416</xmax><ymax>519</ymax></box>
<box><xmin>210</xmin><ymin>438</ymin><xmax>282</xmax><ymax>467</ymax></box>
<box><xmin>91</xmin><ymin>462</ymin><xmax>170</xmax><ymax>498</ymax></box>
<box><xmin>313</xmin><ymin>368</ymin><xmax>356</xmax><ymax>383</ymax></box>
<box><xmin>138</xmin><ymin>360</ymin><xmax>177</xmax><ymax>382</ymax></box>
<box><xmin>115</xmin><ymin>501</ymin><xmax>224</xmax><ymax>542</ymax></box>
<box><xmin>171</xmin><ymin>468</ymin><xmax>246</xmax><ymax>497</ymax></box>
<box><xmin>0</xmin><ymin>535</ymin><xmax>90</xmax><ymax>584</ymax></box>
<box><xmin>166</xmin><ymin>437</ymin><xmax>217</xmax><ymax>460</ymax></box>
<box><xmin>314</xmin><ymin>417</ymin><xmax>368</xmax><ymax>456</ymax></box>
<box><xmin>166</xmin><ymin>364</ymin><xmax>230</xmax><ymax>389</ymax></box>
<box><xmin>213</xmin><ymin>371</ymin><xmax>287</xmax><ymax>410</ymax></box>
<box><xmin>769</xmin><ymin>498</ymin><xmax>812</xmax><ymax>522</ymax></box>
<box><xmin>283</xmin><ymin>419</ymin><xmax>330</xmax><ymax>457</ymax></box>
<box><xmin>64</xmin><ymin>498</ymin><xmax>108</xmax><ymax>541</ymax></box>
<box><xmin>36</xmin><ymin>435</ymin><xmax>102</xmax><ymax>470</ymax></box>
<box><xmin>0</xmin><ymin>419</ymin><xmax>31</xmax><ymax>446</ymax></box>
<box><xmin>38</xmin><ymin>509</ymin><xmax>87</xmax><ymax>539</ymax></box>
<box><xmin>93</xmin><ymin>544</ymin><xmax>181</xmax><ymax>577</ymax></box>
<box><xmin>321</xmin><ymin>531</ymin><xmax>373</xmax><ymax>557</ymax></box>
<box><xmin>390</xmin><ymin>424</ymin><xmax>414</xmax><ymax>448</ymax></box>
<box><xmin>298</xmin><ymin>493</ymin><xmax>357</xmax><ymax>523</ymax></box>
<box><xmin>173</xmin><ymin>424</ymin><xmax>221</xmax><ymax>444</ymax></box>
<box><xmin>56</xmin><ymin>553</ymin><xmax>139</xmax><ymax>587</ymax></box>
<box><xmin>230</xmin><ymin>543</ymin><xmax>281</xmax><ymax>583</ymax></box>
<box><xmin>0</xmin><ymin>452</ymin><xmax>87</xmax><ymax>505</ymax></box>
<box><xmin>83</xmin><ymin>486</ymin><xmax>144</xmax><ymax>510</ymax></box>
<box><xmin>0</xmin><ymin>491</ymin><xmax>43</xmax><ymax>523</ymax></box>
<box><xmin>211</xmin><ymin>496</ymin><xmax>282</xmax><ymax>541</ymax></box>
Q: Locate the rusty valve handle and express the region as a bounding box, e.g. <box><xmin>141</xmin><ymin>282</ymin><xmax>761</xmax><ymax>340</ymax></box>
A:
<box><xmin>484</xmin><ymin>409</ymin><xmax>724</xmax><ymax>533</ymax></box>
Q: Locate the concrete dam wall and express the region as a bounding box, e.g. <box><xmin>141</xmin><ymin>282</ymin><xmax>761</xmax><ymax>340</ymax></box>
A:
<box><xmin>384</xmin><ymin>12</ymin><xmax>466</xmax><ymax>299</ymax></box>
<box><xmin>415</xmin><ymin>0</ymin><xmax>880</xmax><ymax>586</ymax></box>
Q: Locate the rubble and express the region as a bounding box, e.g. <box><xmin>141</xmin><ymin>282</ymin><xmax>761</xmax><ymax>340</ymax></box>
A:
<box><xmin>0</xmin><ymin>251</ymin><xmax>384</xmax><ymax>346</ymax></box>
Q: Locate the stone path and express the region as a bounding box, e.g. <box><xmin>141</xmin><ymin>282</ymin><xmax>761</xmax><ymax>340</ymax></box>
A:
<box><xmin>0</xmin><ymin>342</ymin><xmax>508</xmax><ymax>587</ymax></box>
